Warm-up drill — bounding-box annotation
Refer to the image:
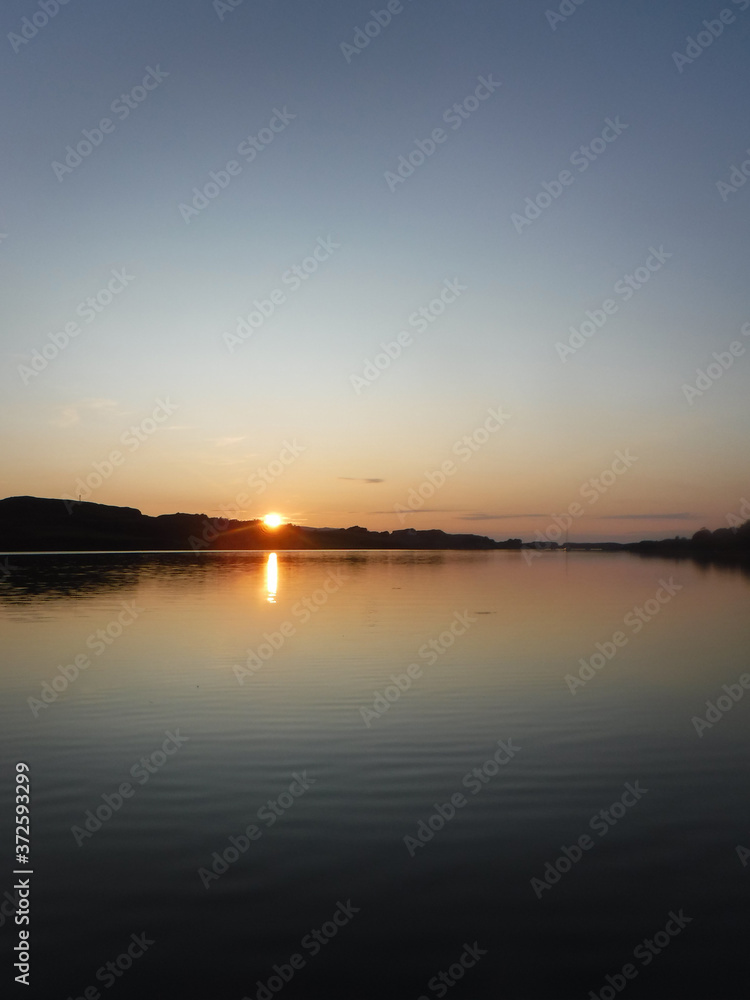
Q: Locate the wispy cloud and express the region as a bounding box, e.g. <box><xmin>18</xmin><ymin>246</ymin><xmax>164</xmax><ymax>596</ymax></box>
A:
<box><xmin>50</xmin><ymin>398</ymin><xmax>119</xmax><ymax>427</ymax></box>
<box><xmin>458</xmin><ymin>511</ymin><xmax>701</xmax><ymax>522</ymax></box>
<box><xmin>339</xmin><ymin>477</ymin><xmax>384</xmax><ymax>484</ymax></box>
<box><xmin>595</xmin><ymin>512</ymin><xmax>700</xmax><ymax>521</ymax></box>
<box><xmin>458</xmin><ymin>512</ymin><xmax>550</xmax><ymax>521</ymax></box>
<box><xmin>369</xmin><ymin>507</ymin><xmax>458</xmax><ymax>515</ymax></box>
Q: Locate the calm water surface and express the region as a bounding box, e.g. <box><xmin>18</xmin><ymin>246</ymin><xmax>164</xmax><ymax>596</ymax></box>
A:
<box><xmin>1</xmin><ymin>550</ymin><xmax>748</xmax><ymax>999</ymax></box>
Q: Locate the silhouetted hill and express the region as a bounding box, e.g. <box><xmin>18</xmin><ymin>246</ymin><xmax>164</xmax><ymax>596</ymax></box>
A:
<box><xmin>3</xmin><ymin>496</ymin><xmax>748</xmax><ymax>560</ymax></box>
<box><xmin>0</xmin><ymin>497</ymin><xmax>521</xmax><ymax>552</ymax></box>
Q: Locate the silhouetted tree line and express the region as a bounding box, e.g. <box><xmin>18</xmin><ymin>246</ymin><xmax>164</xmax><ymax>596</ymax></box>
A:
<box><xmin>626</xmin><ymin>520</ymin><xmax>750</xmax><ymax>563</ymax></box>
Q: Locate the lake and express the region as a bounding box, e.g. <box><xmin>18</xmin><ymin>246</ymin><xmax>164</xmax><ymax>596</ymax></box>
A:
<box><xmin>1</xmin><ymin>550</ymin><xmax>748</xmax><ymax>999</ymax></box>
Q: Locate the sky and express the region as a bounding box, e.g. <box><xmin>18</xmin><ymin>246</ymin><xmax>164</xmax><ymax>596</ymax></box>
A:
<box><xmin>2</xmin><ymin>0</ymin><xmax>749</xmax><ymax>542</ymax></box>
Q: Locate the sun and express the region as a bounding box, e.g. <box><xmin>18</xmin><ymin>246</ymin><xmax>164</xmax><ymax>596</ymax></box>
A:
<box><xmin>262</xmin><ymin>513</ymin><xmax>283</xmax><ymax>528</ymax></box>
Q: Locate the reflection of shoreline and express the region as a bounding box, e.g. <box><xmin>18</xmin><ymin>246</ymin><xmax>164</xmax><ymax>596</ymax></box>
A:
<box><xmin>0</xmin><ymin>550</ymin><xmax>435</xmax><ymax>601</ymax></box>
<box><xmin>527</xmin><ymin>541</ymin><xmax>750</xmax><ymax>578</ymax></box>
<box><xmin>1</xmin><ymin>546</ymin><xmax>749</xmax><ymax>602</ymax></box>
<box><xmin>626</xmin><ymin>545</ymin><xmax>750</xmax><ymax>577</ymax></box>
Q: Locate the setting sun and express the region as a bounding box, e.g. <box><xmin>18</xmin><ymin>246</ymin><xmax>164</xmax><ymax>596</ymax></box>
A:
<box><xmin>262</xmin><ymin>513</ymin><xmax>283</xmax><ymax>528</ymax></box>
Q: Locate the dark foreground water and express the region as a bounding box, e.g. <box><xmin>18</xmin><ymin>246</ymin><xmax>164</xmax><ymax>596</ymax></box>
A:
<box><xmin>0</xmin><ymin>550</ymin><xmax>748</xmax><ymax>999</ymax></box>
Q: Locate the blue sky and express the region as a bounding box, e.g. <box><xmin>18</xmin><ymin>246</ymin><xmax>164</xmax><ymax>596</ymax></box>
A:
<box><xmin>2</xmin><ymin>0</ymin><xmax>749</xmax><ymax>540</ymax></box>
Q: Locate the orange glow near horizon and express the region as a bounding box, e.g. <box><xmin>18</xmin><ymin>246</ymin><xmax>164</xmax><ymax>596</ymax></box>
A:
<box><xmin>263</xmin><ymin>513</ymin><xmax>283</xmax><ymax>528</ymax></box>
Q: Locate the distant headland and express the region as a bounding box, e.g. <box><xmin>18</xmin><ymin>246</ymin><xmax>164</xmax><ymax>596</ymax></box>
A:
<box><xmin>1</xmin><ymin>497</ymin><xmax>749</xmax><ymax>563</ymax></box>
<box><xmin>0</xmin><ymin>496</ymin><xmax>518</xmax><ymax>552</ymax></box>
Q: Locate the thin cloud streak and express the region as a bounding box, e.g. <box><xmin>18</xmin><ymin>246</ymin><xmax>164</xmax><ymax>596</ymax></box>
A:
<box><xmin>339</xmin><ymin>477</ymin><xmax>385</xmax><ymax>484</ymax></box>
<box><xmin>595</xmin><ymin>513</ymin><xmax>700</xmax><ymax>521</ymax></box>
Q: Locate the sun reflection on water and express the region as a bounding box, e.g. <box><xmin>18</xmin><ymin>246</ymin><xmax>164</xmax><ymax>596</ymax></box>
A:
<box><xmin>266</xmin><ymin>552</ymin><xmax>278</xmax><ymax>603</ymax></box>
